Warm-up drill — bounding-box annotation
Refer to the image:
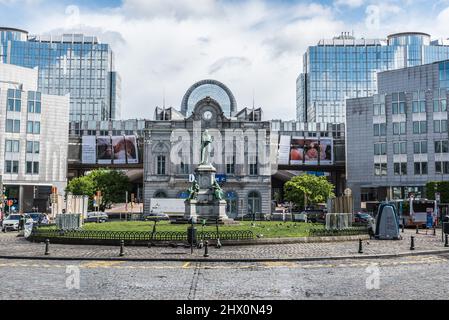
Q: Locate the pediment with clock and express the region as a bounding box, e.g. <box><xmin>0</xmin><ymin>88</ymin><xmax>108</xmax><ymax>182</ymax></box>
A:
<box><xmin>189</xmin><ymin>96</ymin><xmax>227</xmax><ymax>128</ymax></box>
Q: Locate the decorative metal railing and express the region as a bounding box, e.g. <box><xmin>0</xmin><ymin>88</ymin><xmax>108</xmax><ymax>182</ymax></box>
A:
<box><xmin>308</xmin><ymin>227</ymin><xmax>369</xmax><ymax>237</ymax></box>
<box><xmin>28</xmin><ymin>228</ymin><xmax>254</xmax><ymax>242</ymax></box>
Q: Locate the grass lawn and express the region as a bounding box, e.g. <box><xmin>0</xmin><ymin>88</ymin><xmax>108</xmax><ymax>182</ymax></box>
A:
<box><xmin>80</xmin><ymin>220</ymin><xmax>324</xmax><ymax>238</ymax></box>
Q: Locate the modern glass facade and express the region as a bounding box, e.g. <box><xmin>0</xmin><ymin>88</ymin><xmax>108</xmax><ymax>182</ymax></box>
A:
<box><xmin>181</xmin><ymin>79</ymin><xmax>237</xmax><ymax>117</ymax></box>
<box><xmin>439</xmin><ymin>60</ymin><xmax>449</xmax><ymax>89</ymax></box>
<box><xmin>297</xmin><ymin>32</ymin><xmax>449</xmax><ymax>123</ymax></box>
<box><xmin>346</xmin><ymin>59</ymin><xmax>449</xmax><ymax>212</ymax></box>
<box><xmin>0</xmin><ymin>28</ymin><xmax>121</xmax><ymax>122</ymax></box>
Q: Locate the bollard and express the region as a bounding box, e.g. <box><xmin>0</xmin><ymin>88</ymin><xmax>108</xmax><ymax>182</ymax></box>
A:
<box><xmin>197</xmin><ymin>239</ymin><xmax>204</xmax><ymax>249</ymax></box>
<box><xmin>410</xmin><ymin>236</ymin><xmax>415</xmax><ymax>251</ymax></box>
<box><xmin>402</xmin><ymin>220</ymin><xmax>405</xmax><ymax>233</ymax></box>
<box><xmin>216</xmin><ymin>238</ymin><xmax>222</xmax><ymax>249</ymax></box>
<box><xmin>434</xmin><ymin>226</ymin><xmax>436</xmax><ymax>236</ymax></box>
<box><xmin>119</xmin><ymin>240</ymin><xmax>125</xmax><ymax>257</ymax></box>
<box><xmin>416</xmin><ymin>225</ymin><xmax>419</xmax><ymax>234</ymax></box>
<box><xmin>445</xmin><ymin>234</ymin><xmax>449</xmax><ymax>248</ymax></box>
<box><xmin>204</xmin><ymin>240</ymin><xmax>209</xmax><ymax>257</ymax></box>
<box><xmin>358</xmin><ymin>239</ymin><xmax>363</xmax><ymax>254</ymax></box>
<box><xmin>44</xmin><ymin>239</ymin><xmax>50</xmax><ymax>255</ymax></box>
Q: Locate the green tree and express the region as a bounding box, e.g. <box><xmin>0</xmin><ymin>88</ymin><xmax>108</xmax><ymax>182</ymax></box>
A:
<box><xmin>66</xmin><ymin>169</ymin><xmax>131</xmax><ymax>211</ymax></box>
<box><xmin>283</xmin><ymin>174</ymin><xmax>335</xmax><ymax>210</ymax></box>
<box><xmin>426</xmin><ymin>181</ymin><xmax>449</xmax><ymax>203</ymax></box>
<box><xmin>66</xmin><ymin>175</ymin><xmax>95</xmax><ymax>197</ymax></box>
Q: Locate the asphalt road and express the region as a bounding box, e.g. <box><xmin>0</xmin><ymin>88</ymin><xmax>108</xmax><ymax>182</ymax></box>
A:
<box><xmin>0</xmin><ymin>254</ymin><xmax>448</xmax><ymax>300</ymax></box>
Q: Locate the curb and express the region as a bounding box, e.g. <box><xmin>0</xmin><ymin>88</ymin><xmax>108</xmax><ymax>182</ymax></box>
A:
<box><xmin>25</xmin><ymin>234</ymin><xmax>371</xmax><ymax>247</ymax></box>
<box><xmin>1</xmin><ymin>248</ymin><xmax>449</xmax><ymax>263</ymax></box>
<box><xmin>221</xmin><ymin>234</ymin><xmax>370</xmax><ymax>245</ymax></box>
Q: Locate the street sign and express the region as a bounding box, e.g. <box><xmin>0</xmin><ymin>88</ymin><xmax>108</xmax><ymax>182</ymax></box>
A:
<box><xmin>427</xmin><ymin>209</ymin><xmax>434</xmax><ymax>228</ymax></box>
<box><xmin>189</xmin><ymin>174</ymin><xmax>195</xmax><ymax>183</ymax></box>
<box><xmin>436</xmin><ymin>193</ymin><xmax>441</xmax><ymax>202</ymax></box>
<box><xmin>7</xmin><ymin>200</ymin><xmax>13</xmax><ymax>207</ymax></box>
<box><xmin>216</xmin><ymin>174</ymin><xmax>227</xmax><ymax>183</ymax></box>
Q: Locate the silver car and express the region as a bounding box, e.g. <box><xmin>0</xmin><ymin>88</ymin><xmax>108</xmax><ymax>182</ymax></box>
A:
<box><xmin>84</xmin><ymin>212</ymin><xmax>109</xmax><ymax>223</ymax></box>
<box><xmin>2</xmin><ymin>214</ymin><xmax>33</xmax><ymax>232</ymax></box>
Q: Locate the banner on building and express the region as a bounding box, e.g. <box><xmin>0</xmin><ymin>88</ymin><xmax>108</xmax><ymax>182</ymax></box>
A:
<box><xmin>97</xmin><ymin>136</ymin><xmax>113</xmax><ymax>164</ymax></box>
<box><xmin>82</xmin><ymin>135</ymin><xmax>139</xmax><ymax>164</ymax></box>
<box><xmin>289</xmin><ymin>137</ymin><xmax>333</xmax><ymax>165</ymax></box>
<box><xmin>278</xmin><ymin>135</ymin><xmax>291</xmax><ymax>165</ymax></box>
<box><xmin>124</xmin><ymin>135</ymin><xmax>139</xmax><ymax>164</ymax></box>
<box><xmin>112</xmin><ymin>136</ymin><xmax>127</xmax><ymax>164</ymax></box>
<box><xmin>81</xmin><ymin>136</ymin><xmax>96</xmax><ymax>164</ymax></box>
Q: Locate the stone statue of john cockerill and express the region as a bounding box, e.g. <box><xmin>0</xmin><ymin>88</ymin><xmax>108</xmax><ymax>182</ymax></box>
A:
<box><xmin>200</xmin><ymin>129</ymin><xmax>212</xmax><ymax>165</ymax></box>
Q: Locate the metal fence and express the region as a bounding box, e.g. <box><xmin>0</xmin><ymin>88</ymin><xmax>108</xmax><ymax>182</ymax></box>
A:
<box><xmin>309</xmin><ymin>227</ymin><xmax>369</xmax><ymax>237</ymax></box>
<box><xmin>29</xmin><ymin>228</ymin><xmax>254</xmax><ymax>242</ymax></box>
<box><xmin>55</xmin><ymin>214</ymin><xmax>82</xmax><ymax>230</ymax></box>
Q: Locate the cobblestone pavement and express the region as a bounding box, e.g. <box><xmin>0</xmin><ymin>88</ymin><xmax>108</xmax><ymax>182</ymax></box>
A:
<box><xmin>1</xmin><ymin>254</ymin><xmax>449</xmax><ymax>299</ymax></box>
<box><xmin>0</xmin><ymin>229</ymin><xmax>447</xmax><ymax>260</ymax></box>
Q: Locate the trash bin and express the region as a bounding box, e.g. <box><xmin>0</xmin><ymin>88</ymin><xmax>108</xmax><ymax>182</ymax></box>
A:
<box><xmin>187</xmin><ymin>226</ymin><xmax>197</xmax><ymax>245</ymax></box>
<box><xmin>443</xmin><ymin>216</ymin><xmax>449</xmax><ymax>234</ymax></box>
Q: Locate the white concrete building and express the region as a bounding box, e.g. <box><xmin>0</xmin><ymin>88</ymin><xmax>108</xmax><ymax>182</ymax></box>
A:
<box><xmin>0</xmin><ymin>63</ymin><xmax>69</xmax><ymax>213</ymax></box>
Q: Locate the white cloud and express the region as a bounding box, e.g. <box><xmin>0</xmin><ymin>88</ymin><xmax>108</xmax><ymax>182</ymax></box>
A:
<box><xmin>122</xmin><ymin>0</ymin><xmax>219</xmax><ymax>20</ymax></box>
<box><xmin>9</xmin><ymin>0</ymin><xmax>446</xmax><ymax>122</ymax></box>
<box><xmin>16</xmin><ymin>0</ymin><xmax>346</xmax><ymax>121</ymax></box>
<box><xmin>334</xmin><ymin>0</ymin><xmax>365</xmax><ymax>8</ymax></box>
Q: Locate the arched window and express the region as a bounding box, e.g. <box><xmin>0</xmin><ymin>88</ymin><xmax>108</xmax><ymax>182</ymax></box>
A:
<box><xmin>157</xmin><ymin>155</ymin><xmax>166</xmax><ymax>175</ymax></box>
<box><xmin>248</xmin><ymin>191</ymin><xmax>261</xmax><ymax>218</ymax></box>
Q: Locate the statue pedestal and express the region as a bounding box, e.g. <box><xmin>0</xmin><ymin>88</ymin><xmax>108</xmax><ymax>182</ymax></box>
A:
<box><xmin>183</xmin><ymin>164</ymin><xmax>234</xmax><ymax>224</ymax></box>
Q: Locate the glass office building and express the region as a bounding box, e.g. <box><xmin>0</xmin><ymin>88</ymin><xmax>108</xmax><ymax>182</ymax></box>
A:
<box><xmin>297</xmin><ymin>32</ymin><xmax>449</xmax><ymax>123</ymax></box>
<box><xmin>0</xmin><ymin>27</ymin><xmax>121</xmax><ymax>122</ymax></box>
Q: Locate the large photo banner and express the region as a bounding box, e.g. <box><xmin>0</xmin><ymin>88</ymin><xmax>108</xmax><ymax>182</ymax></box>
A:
<box><xmin>97</xmin><ymin>136</ymin><xmax>113</xmax><ymax>164</ymax></box>
<box><xmin>112</xmin><ymin>136</ymin><xmax>127</xmax><ymax>164</ymax></box>
<box><xmin>125</xmin><ymin>135</ymin><xmax>139</xmax><ymax>164</ymax></box>
<box><xmin>278</xmin><ymin>135</ymin><xmax>291</xmax><ymax>165</ymax></box>
<box><xmin>81</xmin><ymin>136</ymin><xmax>96</xmax><ymax>164</ymax></box>
<box><xmin>82</xmin><ymin>135</ymin><xmax>140</xmax><ymax>165</ymax></box>
<box><xmin>290</xmin><ymin>137</ymin><xmax>333</xmax><ymax>165</ymax></box>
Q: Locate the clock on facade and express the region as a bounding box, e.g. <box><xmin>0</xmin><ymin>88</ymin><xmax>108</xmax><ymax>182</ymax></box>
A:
<box><xmin>203</xmin><ymin>111</ymin><xmax>213</xmax><ymax>121</ymax></box>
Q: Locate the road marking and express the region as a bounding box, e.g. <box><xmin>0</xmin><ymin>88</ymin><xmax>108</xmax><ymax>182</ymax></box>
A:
<box><xmin>81</xmin><ymin>261</ymin><xmax>123</xmax><ymax>269</ymax></box>
<box><xmin>263</xmin><ymin>261</ymin><xmax>296</xmax><ymax>268</ymax></box>
<box><xmin>182</xmin><ymin>262</ymin><xmax>191</xmax><ymax>269</ymax></box>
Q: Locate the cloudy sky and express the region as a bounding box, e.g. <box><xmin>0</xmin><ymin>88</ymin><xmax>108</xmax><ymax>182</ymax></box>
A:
<box><xmin>1</xmin><ymin>0</ymin><xmax>449</xmax><ymax>120</ymax></box>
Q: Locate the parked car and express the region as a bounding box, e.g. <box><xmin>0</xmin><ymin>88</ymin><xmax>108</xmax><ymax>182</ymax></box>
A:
<box><xmin>25</xmin><ymin>213</ymin><xmax>48</xmax><ymax>225</ymax></box>
<box><xmin>143</xmin><ymin>212</ymin><xmax>170</xmax><ymax>221</ymax></box>
<box><xmin>2</xmin><ymin>214</ymin><xmax>33</xmax><ymax>232</ymax></box>
<box><xmin>236</xmin><ymin>213</ymin><xmax>255</xmax><ymax>221</ymax></box>
<box><xmin>304</xmin><ymin>210</ymin><xmax>326</xmax><ymax>223</ymax></box>
<box><xmin>268</xmin><ymin>208</ymin><xmax>289</xmax><ymax>221</ymax></box>
<box><xmin>293</xmin><ymin>212</ymin><xmax>308</xmax><ymax>222</ymax></box>
<box><xmin>84</xmin><ymin>212</ymin><xmax>109</xmax><ymax>223</ymax></box>
<box><xmin>354</xmin><ymin>212</ymin><xmax>374</xmax><ymax>224</ymax></box>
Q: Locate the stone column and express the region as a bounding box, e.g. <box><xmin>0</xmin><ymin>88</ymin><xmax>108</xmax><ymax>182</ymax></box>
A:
<box><xmin>19</xmin><ymin>185</ymin><xmax>24</xmax><ymax>213</ymax></box>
